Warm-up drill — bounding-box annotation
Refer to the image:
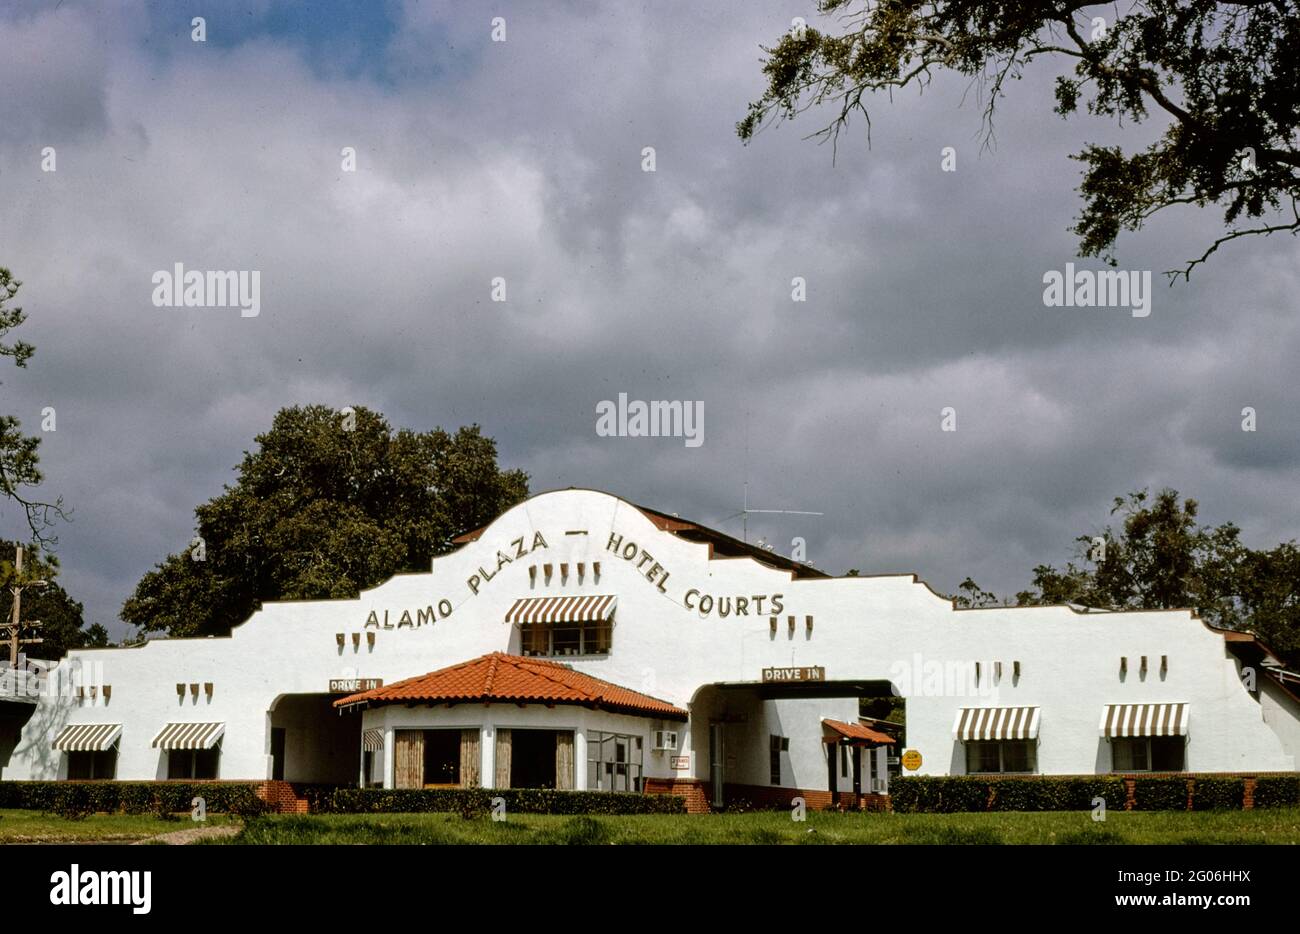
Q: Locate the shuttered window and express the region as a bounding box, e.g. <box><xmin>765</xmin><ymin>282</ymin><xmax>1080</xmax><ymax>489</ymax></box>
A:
<box><xmin>555</xmin><ymin>732</ymin><xmax>575</xmax><ymax>791</ymax></box>
<box><xmin>494</xmin><ymin>729</ymin><xmax>512</xmax><ymax>788</ymax></box>
<box><xmin>394</xmin><ymin>730</ymin><xmax>425</xmax><ymax>789</ymax></box>
<box><xmin>459</xmin><ymin>729</ymin><xmax>481</xmax><ymax>788</ymax></box>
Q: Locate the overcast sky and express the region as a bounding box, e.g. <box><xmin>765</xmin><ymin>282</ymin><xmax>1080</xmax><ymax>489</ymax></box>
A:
<box><xmin>2</xmin><ymin>1</ymin><xmax>1297</xmax><ymax>641</ymax></box>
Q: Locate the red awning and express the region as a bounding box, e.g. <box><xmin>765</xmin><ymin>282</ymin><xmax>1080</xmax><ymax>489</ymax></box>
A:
<box><xmin>822</xmin><ymin>718</ymin><xmax>896</xmax><ymax>746</ymax></box>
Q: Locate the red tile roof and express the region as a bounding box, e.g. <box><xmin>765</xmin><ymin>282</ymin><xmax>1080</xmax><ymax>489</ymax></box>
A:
<box><xmin>822</xmin><ymin>718</ymin><xmax>896</xmax><ymax>745</ymax></box>
<box><xmin>333</xmin><ymin>652</ymin><xmax>688</xmax><ymax>721</ymax></box>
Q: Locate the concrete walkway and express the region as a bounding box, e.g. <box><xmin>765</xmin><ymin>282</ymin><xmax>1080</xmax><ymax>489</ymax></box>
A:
<box><xmin>131</xmin><ymin>822</ymin><xmax>243</xmax><ymax>845</ymax></box>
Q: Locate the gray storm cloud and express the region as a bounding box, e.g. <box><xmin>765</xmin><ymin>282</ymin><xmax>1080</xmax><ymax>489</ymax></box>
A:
<box><xmin>0</xmin><ymin>1</ymin><xmax>1296</xmax><ymax>639</ymax></box>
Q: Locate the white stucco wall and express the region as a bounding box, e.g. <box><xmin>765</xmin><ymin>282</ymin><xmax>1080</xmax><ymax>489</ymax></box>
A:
<box><xmin>1259</xmin><ymin>678</ymin><xmax>1300</xmax><ymax>765</ymax></box>
<box><xmin>3</xmin><ymin>487</ymin><xmax>1296</xmax><ymax>788</ymax></box>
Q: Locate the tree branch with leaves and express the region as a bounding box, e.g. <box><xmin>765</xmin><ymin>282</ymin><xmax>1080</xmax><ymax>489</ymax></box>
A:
<box><xmin>738</xmin><ymin>1</ymin><xmax>1300</xmax><ymax>280</ymax></box>
<box><xmin>0</xmin><ymin>267</ymin><xmax>68</xmax><ymax>545</ymax></box>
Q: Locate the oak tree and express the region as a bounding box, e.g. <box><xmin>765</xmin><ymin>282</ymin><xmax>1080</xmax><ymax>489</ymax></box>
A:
<box><xmin>121</xmin><ymin>405</ymin><xmax>529</xmax><ymax>638</ymax></box>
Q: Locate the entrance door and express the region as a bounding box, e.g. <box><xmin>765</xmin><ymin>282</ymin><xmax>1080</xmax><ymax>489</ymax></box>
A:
<box><xmin>709</xmin><ymin>723</ymin><xmax>725</xmax><ymax>807</ymax></box>
<box><xmin>270</xmin><ymin>727</ymin><xmax>286</xmax><ymax>781</ymax></box>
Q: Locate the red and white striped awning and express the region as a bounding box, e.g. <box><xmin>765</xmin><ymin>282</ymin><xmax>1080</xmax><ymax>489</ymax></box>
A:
<box><xmin>504</xmin><ymin>595</ymin><xmax>617</xmax><ymax>625</ymax></box>
<box><xmin>151</xmin><ymin>722</ymin><xmax>225</xmax><ymax>750</ymax></box>
<box><xmin>952</xmin><ymin>707</ymin><xmax>1040</xmax><ymax>741</ymax></box>
<box><xmin>52</xmin><ymin>723</ymin><xmax>122</xmax><ymax>752</ymax></box>
<box><xmin>1100</xmin><ymin>703</ymin><xmax>1188</xmax><ymax>738</ymax></box>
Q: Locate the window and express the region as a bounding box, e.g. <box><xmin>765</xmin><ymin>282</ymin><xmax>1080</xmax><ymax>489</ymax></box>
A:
<box><xmin>67</xmin><ymin>748</ymin><xmax>117</xmax><ymax>780</ymax></box>
<box><xmin>510</xmin><ymin>729</ymin><xmax>561</xmax><ymax>789</ymax></box>
<box><xmin>1151</xmin><ymin>736</ymin><xmax>1185</xmax><ymax>771</ymax></box>
<box><xmin>965</xmin><ymin>740</ymin><xmax>1036</xmax><ymax>774</ymax></box>
<box><xmin>521</xmin><ymin>620</ymin><xmax>613</xmax><ymax>657</ymax></box>
<box><xmin>769</xmin><ymin>734</ymin><xmax>788</xmax><ymax>785</ymax></box>
<box><xmin>1112</xmin><ymin>736</ymin><xmax>1185</xmax><ymax>772</ymax></box>
<box><xmin>167</xmin><ymin>744</ymin><xmax>220</xmax><ymax>780</ymax></box>
<box><xmin>422</xmin><ymin>729</ymin><xmax>460</xmax><ymax>786</ymax></box>
<box><xmin>840</xmin><ymin>744</ymin><xmax>849</xmax><ymax>778</ymax></box>
<box><xmin>586</xmin><ymin>731</ymin><xmax>644</xmax><ymax>791</ymax></box>
<box><xmin>551</xmin><ymin>627</ymin><xmax>581</xmax><ymax>655</ymax></box>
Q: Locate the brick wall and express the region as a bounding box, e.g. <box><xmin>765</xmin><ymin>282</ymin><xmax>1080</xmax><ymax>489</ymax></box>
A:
<box><xmin>255</xmin><ymin>780</ymin><xmax>309</xmax><ymax>813</ymax></box>
<box><xmin>644</xmin><ymin>778</ymin><xmax>710</xmax><ymax>814</ymax></box>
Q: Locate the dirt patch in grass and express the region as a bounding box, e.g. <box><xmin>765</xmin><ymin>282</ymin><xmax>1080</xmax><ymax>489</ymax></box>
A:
<box><xmin>133</xmin><ymin>823</ymin><xmax>243</xmax><ymax>845</ymax></box>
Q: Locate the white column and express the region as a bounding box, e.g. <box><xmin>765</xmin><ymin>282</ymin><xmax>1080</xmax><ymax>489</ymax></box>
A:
<box><xmin>481</xmin><ymin>722</ymin><xmax>495</xmax><ymax>789</ymax></box>
<box><xmin>263</xmin><ymin>708</ymin><xmax>275</xmax><ymax>780</ymax></box>
<box><xmin>382</xmin><ymin>724</ymin><xmax>394</xmax><ymax>789</ymax></box>
<box><xmin>574</xmin><ymin>727</ymin><xmax>587</xmax><ymax>790</ymax></box>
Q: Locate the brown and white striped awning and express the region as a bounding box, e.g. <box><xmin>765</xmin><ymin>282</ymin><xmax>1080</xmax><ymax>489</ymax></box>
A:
<box><xmin>362</xmin><ymin>728</ymin><xmax>384</xmax><ymax>752</ymax></box>
<box><xmin>151</xmin><ymin>722</ymin><xmax>225</xmax><ymax>750</ymax></box>
<box><xmin>504</xmin><ymin>594</ymin><xmax>617</xmax><ymax>625</ymax></box>
<box><xmin>52</xmin><ymin>723</ymin><xmax>122</xmax><ymax>752</ymax></box>
<box><xmin>1100</xmin><ymin>703</ymin><xmax>1188</xmax><ymax>738</ymax></box>
<box><xmin>953</xmin><ymin>707</ymin><xmax>1040</xmax><ymax>741</ymax></box>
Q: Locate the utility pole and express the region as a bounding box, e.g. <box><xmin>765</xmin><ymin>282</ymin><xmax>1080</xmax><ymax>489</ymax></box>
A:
<box><xmin>4</xmin><ymin>544</ymin><xmax>46</xmax><ymax>667</ymax></box>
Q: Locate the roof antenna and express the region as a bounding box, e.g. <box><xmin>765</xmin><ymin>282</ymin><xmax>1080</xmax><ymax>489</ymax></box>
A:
<box><xmin>725</xmin><ymin>484</ymin><xmax>824</xmax><ymax>543</ymax></box>
<box><xmin>721</xmin><ymin>413</ymin><xmax>823</xmax><ymax>545</ymax></box>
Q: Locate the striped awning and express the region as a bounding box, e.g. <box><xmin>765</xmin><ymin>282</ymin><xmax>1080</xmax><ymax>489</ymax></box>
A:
<box><xmin>953</xmin><ymin>707</ymin><xmax>1040</xmax><ymax>741</ymax></box>
<box><xmin>151</xmin><ymin>722</ymin><xmax>225</xmax><ymax>750</ymax></box>
<box><xmin>52</xmin><ymin>723</ymin><xmax>122</xmax><ymax>752</ymax></box>
<box><xmin>362</xmin><ymin>728</ymin><xmax>384</xmax><ymax>752</ymax></box>
<box><xmin>504</xmin><ymin>594</ymin><xmax>617</xmax><ymax>625</ymax></box>
<box><xmin>1100</xmin><ymin>703</ymin><xmax>1188</xmax><ymax>738</ymax></box>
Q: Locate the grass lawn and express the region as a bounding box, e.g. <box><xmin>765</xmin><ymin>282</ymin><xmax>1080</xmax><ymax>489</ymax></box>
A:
<box><xmin>0</xmin><ymin>809</ymin><xmax>236</xmax><ymax>844</ymax></box>
<box><xmin>6</xmin><ymin>807</ymin><xmax>1298</xmax><ymax>845</ymax></box>
<box><xmin>212</xmin><ymin>807</ymin><xmax>1300</xmax><ymax>845</ymax></box>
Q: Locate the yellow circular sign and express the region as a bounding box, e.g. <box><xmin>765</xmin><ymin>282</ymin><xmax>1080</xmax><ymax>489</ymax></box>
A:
<box><xmin>901</xmin><ymin>749</ymin><xmax>922</xmax><ymax>771</ymax></box>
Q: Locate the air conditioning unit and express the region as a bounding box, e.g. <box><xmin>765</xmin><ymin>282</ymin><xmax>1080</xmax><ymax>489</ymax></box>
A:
<box><xmin>652</xmin><ymin>730</ymin><xmax>678</xmax><ymax>751</ymax></box>
<box><xmin>871</xmin><ymin>778</ymin><xmax>887</xmax><ymax>793</ymax></box>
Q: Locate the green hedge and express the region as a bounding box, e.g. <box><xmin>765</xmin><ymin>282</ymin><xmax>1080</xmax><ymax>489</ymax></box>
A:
<box><xmin>309</xmin><ymin>787</ymin><xmax>686</xmax><ymax>815</ymax></box>
<box><xmin>1191</xmin><ymin>778</ymin><xmax>1244</xmax><ymax>811</ymax></box>
<box><xmin>893</xmin><ymin>776</ymin><xmax>1256</xmax><ymax>812</ymax></box>
<box><xmin>989</xmin><ymin>778</ymin><xmax>1127</xmax><ymax>812</ymax></box>
<box><xmin>890</xmin><ymin>777</ymin><xmax>988</xmax><ymax>813</ymax></box>
<box><xmin>894</xmin><ymin>777</ymin><xmax>1126</xmax><ymax>813</ymax></box>
<box><xmin>1130</xmin><ymin>777</ymin><xmax>1190</xmax><ymax>811</ymax></box>
<box><xmin>0</xmin><ymin>782</ymin><xmax>269</xmax><ymax>816</ymax></box>
<box><xmin>1252</xmin><ymin>776</ymin><xmax>1300</xmax><ymax>808</ymax></box>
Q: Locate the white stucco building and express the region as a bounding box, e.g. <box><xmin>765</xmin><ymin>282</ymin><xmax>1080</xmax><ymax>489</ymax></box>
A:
<box><xmin>2</xmin><ymin>488</ymin><xmax>1298</xmax><ymax>810</ymax></box>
